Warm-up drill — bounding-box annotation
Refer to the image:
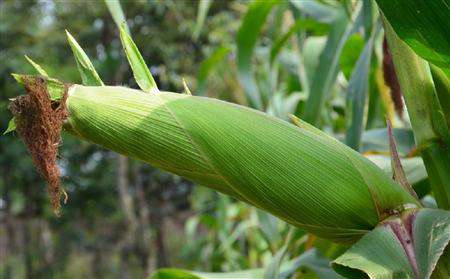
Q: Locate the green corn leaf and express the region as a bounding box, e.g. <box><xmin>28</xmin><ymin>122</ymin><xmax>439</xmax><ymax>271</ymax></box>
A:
<box><xmin>332</xmin><ymin>208</ymin><xmax>450</xmax><ymax>279</ymax></box>
<box><xmin>192</xmin><ymin>0</ymin><xmax>212</xmax><ymax>40</ymax></box>
<box><xmin>119</xmin><ymin>23</ymin><xmax>158</xmax><ymax>93</ymax></box>
<box><xmin>197</xmin><ymin>46</ymin><xmax>231</xmax><ymax>94</ymax></box>
<box><xmin>45</xmin><ymin>80</ymin><xmax>420</xmax><ymax>242</ymax></box>
<box><xmin>339</xmin><ymin>34</ymin><xmax>364</xmax><ymax>80</ymax></box>
<box><xmin>302</xmin><ymin>6</ymin><xmax>360</xmax><ymax>126</ymax></box>
<box><xmin>376</xmin><ymin>0</ymin><xmax>450</xmax><ymax>73</ymax></box>
<box><xmin>150</xmin><ymin>268</ymin><xmax>263</xmax><ymax>279</ymax></box>
<box><xmin>302</xmin><ymin>36</ymin><xmax>326</xmax><ymax>85</ymax></box>
<box><xmin>290</xmin><ymin>0</ymin><xmax>337</xmax><ymax>23</ymax></box>
<box><xmin>11</xmin><ymin>73</ymin><xmax>25</xmax><ymax>84</ymax></box>
<box><xmin>66</xmin><ymin>30</ymin><xmax>104</xmax><ymax>86</ymax></box>
<box><xmin>270</xmin><ymin>19</ymin><xmax>329</xmax><ymax>65</ymax></box>
<box><xmin>3</xmin><ymin>118</ymin><xmax>16</xmax><ymax>135</ymax></box>
<box><xmin>104</xmin><ymin>0</ymin><xmax>129</xmax><ymax>34</ymax></box>
<box><xmin>237</xmin><ymin>0</ymin><xmax>279</xmax><ymax>109</ymax></box>
<box><xmin>150</xmin><ymin>249</ymin><xmax>340</xmax><ymax>279</ymax></box>
<box><xmin>430</xmin><ymin>64</ymin><xmax>450</xmax><ymax>128</ymax></box>
<box><xmin>24</xmin><ymin>55</ymin><xmax>49</xmax><ymax>77</ymax></box>
<box><xmin>345</xmin><ymin>24</ymin><xmax>378</xmax><ymax>151</ymax></box>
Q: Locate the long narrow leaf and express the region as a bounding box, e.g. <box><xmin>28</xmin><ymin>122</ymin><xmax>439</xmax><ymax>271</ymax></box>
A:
<box><xmin>376</xmin><ymin>0</ymin><xmax>450</xmax><ymax>72</ymax></box>
<box><xmin>66</xmin><ymin>31</ymin><xmax>104</xmax><ymax>86</ymax></box>
<box><xmin>104</xmin><ymin>0</ymin><xmax>129</xmax><ymax>34</ymax></box>
<box><xmin>119</xmin><ymin>24</ymin><xmax>158</xmax><ymax>93</ymax></box>
<box><xmin>197</xmin><ymin>46</ymin><xmax>231</xmax><ymax>94</ymax></box>
<box><xmin>151</xmin><ymin>249</ymin><xmax>340</xmax><ymax>279</ymax></box>
<box><xmin>302</xmin><ymin>7</ymin><xmax>360</xmax><ymax>126</ymax></box>
<box><xmin>237</xmin><ymin>0</ymin><xmax>279</xmax><ymax>109</ymax></box>
<box><xmin>270</xmin><ymin>19</ymin><xmax>329</xmax><ymax>64</ymax></box>
<box><xmin>192</xmin><ymin>0</ymin><xmax>212</xmax><ymax>40</ymax></box>
<box><xmin>345</xmin><ymin>24</ymin><xmax>378</xmax><ymax>150</ymax></box>
<box><xmin>430</xmin><ymin>64</ymin><xmax>450</xmax><ymax>128</ymax></box>
<box><xmin>24</xmin><ymin>55</ymin><xmax>49</xmax><ymax>77</ymax></box>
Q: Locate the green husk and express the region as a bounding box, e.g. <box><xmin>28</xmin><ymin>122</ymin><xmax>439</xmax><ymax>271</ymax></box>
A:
<box><xmin>48</xmin><ymin>80</ymin><xmax>421</xmax><ymax>242</ymax></box>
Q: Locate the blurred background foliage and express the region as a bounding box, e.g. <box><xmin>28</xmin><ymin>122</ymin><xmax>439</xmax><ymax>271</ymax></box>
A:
<box><xmin>0</xmin><ymin>0</ymin><xmax>432</xmax><ymax>278</ymax></box>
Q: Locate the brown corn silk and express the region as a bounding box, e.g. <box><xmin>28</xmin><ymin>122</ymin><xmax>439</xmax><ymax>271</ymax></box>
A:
<box><xmin>9</xmin><ymin>76</ymin><xmax>68</xmax><ymax>215</ymax></box>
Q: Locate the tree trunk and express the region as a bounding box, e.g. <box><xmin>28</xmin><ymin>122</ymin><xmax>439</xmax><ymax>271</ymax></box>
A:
<box><xmin>116</xmin><ymin>154</ymin><xmax>137</xmax><ymax>279</ymax></box>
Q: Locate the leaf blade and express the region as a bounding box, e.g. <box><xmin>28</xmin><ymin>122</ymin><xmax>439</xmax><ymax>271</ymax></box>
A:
<box><xmin>376</xmin><ymin>0</ymin><xmax>450</xmax><ymax>72</ymax></box>
<box><xmin>119</xmin><ymin>23</ymin><xmax>158</xmax><ymax>93</ymax></box>
<box><xmin>237</xmin><ymin>0</ymin><xmax>279</xmax><ymax>109</ymax></box>
<box><xmin>24</xmin><ymin>55</ymin><xmax>49</xmax><ymax>77</ymax></box>
<box><xmin>65</xmin><ymin>30</ymin><xmax>104</xmax><ymax>86</ymax></box>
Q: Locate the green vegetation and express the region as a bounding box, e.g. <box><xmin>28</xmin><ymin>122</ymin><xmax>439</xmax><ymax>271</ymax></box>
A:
<box><xmin>1</xmin><ymin>0</ymin><xmax>449</xmax><ymax>278</ymax></box>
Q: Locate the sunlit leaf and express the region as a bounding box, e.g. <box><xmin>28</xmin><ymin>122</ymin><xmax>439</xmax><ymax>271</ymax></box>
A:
<box><xmin>54</xmin><ymin>82</ymin><xmax>421</xmax><ymax>242</ymax></box>
<box><xmin>24</xmin><ymin>55</ymin><xmax>49</xmax><ymax>77</ymax></box>
<box><xmin>119</xmin><ymin>23</ymin><xmax>158</xmax><ymax>93</ymax></box>
<box><xmin>104</xmin><ymin>0</ymin><xmax>129</xmax><ymax>33</ymax></box>
<box><xmin>66</xmin><ymin>30</ymin><xmax>104</xmax><ymax>86</ymax></box>
<box><xmin>3</xmin><ymin>118</ymin><xmax>16</xmax><ymax>135</ymax></box>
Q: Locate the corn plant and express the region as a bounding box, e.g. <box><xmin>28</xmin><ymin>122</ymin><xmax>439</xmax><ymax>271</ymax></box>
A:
<box><xmin>4</xmin><ymin>0</ymin><xmax>450</xmax><ymax>278</ymax></box>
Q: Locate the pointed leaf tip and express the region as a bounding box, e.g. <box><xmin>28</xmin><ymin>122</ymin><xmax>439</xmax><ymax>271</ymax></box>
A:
<box><xmin>3</xmin><ymin>118</ymin><xmax>16</xmax><ymax>135</ymax></box>
<box><xmin>119</xmin><ymin>24</ymin><xmax>158</xmax><ymax>93</ymax></box>
<box><xmin>182</xmin><ymin>78</ymin><xmax>192</xmax><ymax>95</ymax></box>
<box><xmin>24</xmin><ymin>55</ymin><xmax>48</xmax><ymax>77</ymax></box>
<box><xmin>386</xmin><ymin>118</ymin><xmax>419</xmax><ymax>201</ymax></box>
<box><xmin>11</xmin><ymin>73</ymin><xmax>25</xmax><ymax>84</ymax></box>
<box><xmin>66</xmin><ymin>30</ymin><xmax>104</xmax><ymax>86</ymax></box>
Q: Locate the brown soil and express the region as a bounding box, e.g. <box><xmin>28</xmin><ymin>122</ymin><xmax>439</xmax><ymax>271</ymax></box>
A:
<box><xmin>9</xmin><ymin>76</ymin><xmax>69</xmax><ymax>216</ymax></box>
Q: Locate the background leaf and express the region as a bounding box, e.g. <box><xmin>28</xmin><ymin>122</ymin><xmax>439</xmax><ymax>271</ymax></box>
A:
<box><xmin>345</xmin><ymin>24</ymin><xmax>378</xmax><ymax>150</ymax></box>
<box><xmin>197</xmin><ymin>46</ymin><xmax>231</xmax><ymax>94</ymax></box>
<box><xmin>237</xmin><ymin>0</ymin><xmax>279</xmax><ymax>109</ymax></box>
<box><xmin>193</xmin><ymin>0</ymin><xmax>212</xmax><ymax>40</ymax></box>
<box><xmin>302</xmin><ymin>7</ymin><xmax>357</xmax><ymax>126</ymax></box>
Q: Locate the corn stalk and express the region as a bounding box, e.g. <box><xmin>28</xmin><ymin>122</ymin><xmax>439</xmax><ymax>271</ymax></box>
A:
<box><xmin>383</xmin><ymin>18</ymin><xmax>450</xmax><ymax>209</ymax></box>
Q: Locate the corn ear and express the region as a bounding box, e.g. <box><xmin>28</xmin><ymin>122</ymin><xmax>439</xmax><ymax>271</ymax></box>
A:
<box><xmin>54</xmin><ymin>81</ymin><xmax>421</xmax><ymax>242</ymax></box>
